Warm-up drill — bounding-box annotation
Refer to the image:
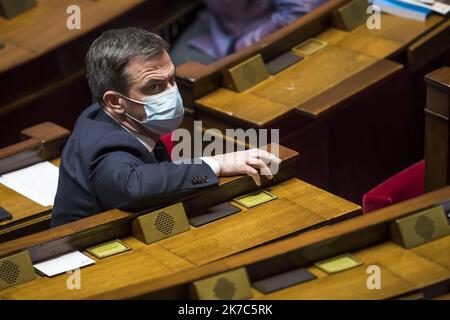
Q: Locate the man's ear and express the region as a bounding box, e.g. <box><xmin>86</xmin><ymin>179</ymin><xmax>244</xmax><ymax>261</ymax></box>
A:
<box><xmin>103</xmin><ymin>91</ymin><xmax>126</xmax><ymax>115</ymax></box>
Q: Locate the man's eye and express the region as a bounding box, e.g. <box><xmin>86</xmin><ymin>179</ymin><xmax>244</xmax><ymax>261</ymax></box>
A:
<box><xmin>151</xmin><ymin>84</ymin><xmax>160</xmax><ymax>91</ymax></box>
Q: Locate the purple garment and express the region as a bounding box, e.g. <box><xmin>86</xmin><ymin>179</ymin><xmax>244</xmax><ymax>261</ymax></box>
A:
<box><xmin>189</xmin><ymin>0</ymin><xmax>326</xmax><ymax>60</ymax></box>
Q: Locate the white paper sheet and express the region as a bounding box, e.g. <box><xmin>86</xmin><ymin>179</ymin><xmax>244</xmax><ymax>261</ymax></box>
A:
<box><xmin>33</xmin><ymin>251</ymin><xmax>95</xmax><ymax>277</ymax></box>
<box><xmin>0</xmin><ymin>161</ymin><xmax>59</xmax><ymax>207</ymax></box>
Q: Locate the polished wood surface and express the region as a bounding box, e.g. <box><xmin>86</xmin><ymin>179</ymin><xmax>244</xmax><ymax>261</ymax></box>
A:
<box><xmin>0</xmin><ymin>122</ymin><xmax>69</xmax><ymax>174</ymax></box>
<box><xmin>159</xmin><ymin>178</ymin><xmax>359</xmax><ymax>266</ymax></box>
<box><xmin>0</xmin><ymin>177</ymin><xmax>360</xmax><ymax>299</ymax></box>
<box><xmin>256</xmin><ymin>241</ymin><xmax>449</xmax><ymax>299</ymax></box>
<box><xmin>0</xmin><ymin>238</ymin><xmax>194</xmax><ymax>300</ymax></box>
<box><xmin>91</xmin><ymin>185</ymin><xmax>450</xmax><ymax>299</ymax></box>
<box><xmin>194</xmin><ymin>13</ymin><xmax>449</xmax><ymax>204</ymax></box>
<box><xmin>0</xmin><ymin>157</ymin><xmax>59</xmax><ymax>227</ymax></box>
<box><xmin>424</xmin><ymin>67</ymin><xmax>450</xmax><ymax>192</ymax></box>
<box><xmin>407</xmin><ymin>19</ymin><xmax>450</xmax><ymax>72</ymax></box>
<box><xmin>337</xmin><ymin>14</ymin><xmax>444</xmax><ymax>59</ymax></box>
<box><xmin>412</xmin><ymin>236</ymin><xmax>450</xmax><ymax>272</ymax></box>
<box><xmin>296</xmin><ymin>59</ymin><xmax>402</xmax><ymax>118</ymax></box>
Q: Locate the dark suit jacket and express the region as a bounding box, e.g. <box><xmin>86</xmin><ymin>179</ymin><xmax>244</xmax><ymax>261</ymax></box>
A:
<box><xmin>51</xmin><ymin>103</ymin><xmax>218</xmax><ymax>227</ymax></box>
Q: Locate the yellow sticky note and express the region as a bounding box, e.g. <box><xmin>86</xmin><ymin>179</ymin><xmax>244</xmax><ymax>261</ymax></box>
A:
<box><xmin>87</xmin><ymin>240</ymin><xmax>131</xmax><ymax>259</ymax></box>
<box><xmin>314</xmin><ymin>254</ymin><xmax>362</xmax><ymax>274</ymax></box>
<box><xmin>234</xmin><ymin>190</ymin><xmax>278</xmax><ymax>208</ymax></box>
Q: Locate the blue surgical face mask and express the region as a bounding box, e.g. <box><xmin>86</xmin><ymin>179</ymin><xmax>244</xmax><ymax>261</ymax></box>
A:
<box><xmin>119</xmin><ymin>83</ymin><xmax>184</xmax><ymax>135</ymax></box>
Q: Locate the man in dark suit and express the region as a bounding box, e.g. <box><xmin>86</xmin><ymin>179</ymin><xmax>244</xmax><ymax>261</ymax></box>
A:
<box><xmin>51</xmin><ymin>28</ymin><xmax>279</xmax><ymax>227</ymax></box>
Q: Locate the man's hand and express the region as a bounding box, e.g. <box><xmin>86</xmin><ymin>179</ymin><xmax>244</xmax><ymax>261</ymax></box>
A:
<box><xmin>212</xmin><ymin>148</ymin><xmax>281</xmax><ymax>186</ymax></box>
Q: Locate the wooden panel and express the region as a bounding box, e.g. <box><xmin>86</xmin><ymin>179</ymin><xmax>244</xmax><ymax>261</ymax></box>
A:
<box><xmin>355</xmin><ymin>242</ymin><xmax>450</xmax><ymax>288</ymax></box>
<box><xmin>196</xmin><ymin>87</ymin><xmax>292</xmax><ymax>128</ymax></box>
<box><xmin>0</xmin><ymin>158</ymin><xmax>60</xmax><ymax>229</ymax></box>
<box><xmin>0</xmin><ymin>0</ymin><xmax>144</xmax><ymax>73</ymax></box>
<box><xmin>0</xmin><ymin>144</ymin><xmax>300</xmax><ymax>264</ymax></box>
<box><xmin>176</xmin><ymin>0</ymin><xmax>350</xmax><ymax>100</ymax></box>
<box><xmin>407</xmin><ymin>20</ymin><xmax>450</xmax><ymax>72</ymax></box>
<box><xmin>333</xmin><ymin>14</ymin><xmax>444</xmax><ymax>59</ymax></box>
<box><xmin>195</xmin><ymin>13</ymin><xmax>445</xmax><ymax>127</ymax></box>
<box><xmin>314</xmin><ymin>28</ymin><xmax>348</xmax><ymax>45</ymax></box>
<box><xmin>197</xmin><ymin>46</ymin><xmax>378</xmax><ymax>126</ymax></box>
<box><xmin>0</xmin><ymin>238</ymin><xmax>194</xmax><ymax>300</ymax></box>
<box><xmin>424</xmin><ymin>67</ymin><xmax>450</xmax><ymax>192</ymax></box>
<box><xmin>87</xmin><ymin>187</ymin><xmax>450</xmax><ymax>299</ymax></box>
<box><xmin>253</xmin><ymin>47</ymin><xmax>377</xmax><ymax>108</ymax></box>
<box><xmin>0</xmin><ymin>183</ymin><xmax>50</xmax><ymax>225</ymax></box>
<box><xmin>425</xmin><ymin>115</ymin><xmax>449</xmax><ymax>191</ymax></box>
<box><xmin>336</xmin><ymin>28</ymin><xmax>402</xmax><ymax>59</ymax></box>
<box><xmin>259</xmin><ymin>241</ymin><xmax>448</xmax><ymax>299</ymax></box>
<box><xmin>411</xmin><ymin>236</ymin><xmax>450</xmax><ymax>271</ymax></box>
<box><xmin>433</xmin><ymin>293</ymin><xmax>450</xmax><ymax>300</ymax></box>
<box><xmin>0</xmin><ymin>41</ymin><xmax>32</xmax><ymax>72</ymax></box>
<box><xmin>363</xmin><ymin>14</ymin><xmax>443</xmax><ymax>44</ymax></box>
<box><xmin>0</xmin><ymin>122</ymin><xmax>69</xmax><ymax>174</ymax></box>
<box><xmin>267</xmin><ymin>179</ymin><xmax>360</xmax><ymax>221</ymax></box>
<box><xmin>258</xmin><ymin>265</ymin><xmax>412</xmax><ymax>299</ymax></box>
<box><xmin>159</xmin><ymin>198</ymin><xmax>325</xmax><ymax>265</ymax></box>
<box><xmin>0</xmin><ymin>178</ymin><xmax>361</xmax><ymax>299</ymax></box>
<box><xmin>296</xmin><ymin>59</ymin><xmax>403</xmax><ymax>117</ymax></box>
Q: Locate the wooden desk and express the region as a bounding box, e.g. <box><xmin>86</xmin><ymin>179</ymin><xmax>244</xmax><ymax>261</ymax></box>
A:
<box><xmin>0</xmin><ymin>0</ymin><xmax>144</xmax><ymax>73</ymax></box>
<box><xmin>0</xmin><ymin>158</ymin><xmax>60</xmax><ymax>240</ymax></box>
<box><xmin>0</xmin><ymin>177</ymin><xmax>360</xmax><ymax>299</ymax></box>
<box><xmin>194</xmin><ymin>13</ymin><xmax>449</xmax><ymax>203</ymax></box>
<box><xmin>0</xmin><ymin>142</ymin><xmax>297</xmax><ymax>242</ymax></box>
<box><xmin>255</xmin><ymin>240</ymin><xmax>449</xmax><ymax>299</ymax></box>
<box><xmin>95</xmin><ymin>185</ymin><xmax>450</xmax><ymax>300</ymax></box>
<box><xmin>412</xmin><ymin>236</ymin><xmax>450</xmax><ymax>272</ymax></box>
<box><xmin>195</xmin><ymin>14</ymin><xmax>444</xmax><ymax>125</ymax></box>
<box><xmin>157</xmin><ymin>178</ymin><xmax>359</xmax><ymax>266</ymax></box>
<box><xmin>0</xmin><ymin>122</ymin><xmax>69</xmax><ymax>241</ymax></box>
<box><xmin>175</xmin><ymin>0</ymin><xmax>350</xmax><ymax>104</ymax></box>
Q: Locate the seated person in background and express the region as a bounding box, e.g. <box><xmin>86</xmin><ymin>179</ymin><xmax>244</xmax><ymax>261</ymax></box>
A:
<box><xmin>51</xmin><ymin>28</ymin><xmax>280</xmax><ymax>227</ymax></box>
<box><xmin>170</xmin><ymin>0</ymin><xmax>325</xmax><ymax>65</ymax></box>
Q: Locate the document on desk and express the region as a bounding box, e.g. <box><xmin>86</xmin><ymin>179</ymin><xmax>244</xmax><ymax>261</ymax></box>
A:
<box><xmin>34</xmin><ymin>251</ymin><xmax>95</xmax><ymax>277</ymax></box>
<box><xmin>0</xmin><ymin>161</ymin><xmax>59</xmax><ymax>207</ymax></box>
<box><xmin>398</xmin><ymin>0</ymin><xmax>450</xmax><ymax>15</ymax></box>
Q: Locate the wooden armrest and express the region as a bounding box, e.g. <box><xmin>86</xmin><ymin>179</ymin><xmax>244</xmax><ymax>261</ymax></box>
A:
<box><xmin>20</xmin><ymin>122</ymin><xmax>70</xmax><ymax>142</ymax></box>
<box><xmin>0</xmin><ymin>139</ymin><xmax>42</xmax><ymax>175</ymax></box>
<box><xmin>0</xmin><ymin>122</ymin><xmax>70</xmax><ymax>174</ymax></box>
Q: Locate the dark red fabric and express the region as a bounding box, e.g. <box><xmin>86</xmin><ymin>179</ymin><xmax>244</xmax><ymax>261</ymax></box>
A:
<box><xmin>160</xmin><ymin>132</ymin><xmax>174</xmax><ymax>161</ymax></box>
<box><xmin>362</xmin><ymin>160</ymin><xmax>425</xmax><ymax>214</ymax></box>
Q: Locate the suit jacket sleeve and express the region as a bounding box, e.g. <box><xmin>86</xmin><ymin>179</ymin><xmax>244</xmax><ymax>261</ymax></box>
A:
<box><xmin>89</xmin><ymin>150</ymin><xmax>219</xmax><ymax>211</ymax></box>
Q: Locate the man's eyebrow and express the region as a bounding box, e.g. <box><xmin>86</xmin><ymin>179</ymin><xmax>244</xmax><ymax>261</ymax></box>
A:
<box><xmin>140</xmin><ymin>78</ymin><xmax>164</xmax><ymax>90</ymax></box>
<box><xmin>140</xmin><ymin>65</ymin><xmax>176</xmax><ymax>90</ymax></box>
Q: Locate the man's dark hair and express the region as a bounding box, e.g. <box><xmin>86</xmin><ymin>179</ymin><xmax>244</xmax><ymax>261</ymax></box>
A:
<box><xmin>86</xmin><ymin>27</ymin><xmax>169</xmax><ymax>102</ymax></box>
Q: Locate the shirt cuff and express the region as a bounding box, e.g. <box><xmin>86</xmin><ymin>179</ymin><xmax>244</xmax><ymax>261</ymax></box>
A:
<box><xmin>199</xmin><ymin>157</ymin><xmax>220</xmax><ymax>176</ymax></box>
